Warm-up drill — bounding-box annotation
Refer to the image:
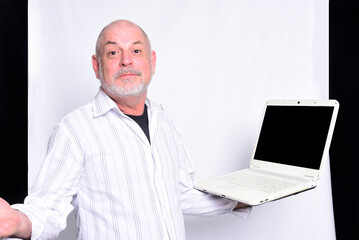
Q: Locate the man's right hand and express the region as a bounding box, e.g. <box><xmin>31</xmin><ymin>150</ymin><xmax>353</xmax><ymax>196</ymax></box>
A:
<box><xmin>0</xmin><ymin>197</ymin><xmax>32</xmax><ymax>239</ymax></box>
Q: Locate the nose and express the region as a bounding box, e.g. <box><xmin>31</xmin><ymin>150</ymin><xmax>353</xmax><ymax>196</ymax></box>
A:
<box><xmin>120</xmin><ymin>51</ymin><xmax>133</xmax><ymax>66</ymax></box>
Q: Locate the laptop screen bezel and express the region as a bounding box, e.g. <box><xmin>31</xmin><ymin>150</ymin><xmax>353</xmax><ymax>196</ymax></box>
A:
<box><xmin>250</xmin><ymin>100</ymin><xmax>339</xmax><ymax>180</ymax></box>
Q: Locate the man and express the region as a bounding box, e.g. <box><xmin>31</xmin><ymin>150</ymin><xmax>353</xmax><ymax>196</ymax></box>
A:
<box><xmin>0</xmin><ymin>20</ymin><xmax>249</xmax><ymax>239</ymax></box>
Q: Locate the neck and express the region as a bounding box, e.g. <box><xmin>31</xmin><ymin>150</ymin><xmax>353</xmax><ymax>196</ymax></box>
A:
<box><xmin>115</xmin><ymin>97</ymin><xmax>146</xmax><ymax>116</ymax></box>
<box><xmin>103</xmin><ymin>87</ymin><xmax>147</xmax><ymax>116</ymax></box>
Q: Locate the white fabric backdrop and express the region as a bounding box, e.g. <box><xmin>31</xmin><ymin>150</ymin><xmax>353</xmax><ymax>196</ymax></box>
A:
<box><xmin>28</xmin><ymin>0</ymin><xmax>335</xmax><ymax>239</ymax></box>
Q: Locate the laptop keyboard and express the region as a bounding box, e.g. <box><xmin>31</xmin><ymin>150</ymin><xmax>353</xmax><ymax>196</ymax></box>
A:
<box><xmin>218</xmin><ymin>171</ymin><xmax>298</xmax><ymax>193</ymax></box>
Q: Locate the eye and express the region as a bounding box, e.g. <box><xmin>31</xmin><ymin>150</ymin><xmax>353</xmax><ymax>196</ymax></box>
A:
<box><xmin>107</xmin><ymin>51</ymin><xmax>118</xmax><ymax>58</ymax></box>
<box><xmin>133</xmin><ymin>49</ymin><xmax>142</xmax><ymax>54</ymax></box>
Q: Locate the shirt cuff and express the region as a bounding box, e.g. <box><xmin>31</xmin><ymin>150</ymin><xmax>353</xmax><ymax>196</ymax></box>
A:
<box><xmin>230</xmin><ymin>201</ymin><xmax>252</xmax><ymax>219</ymax></box>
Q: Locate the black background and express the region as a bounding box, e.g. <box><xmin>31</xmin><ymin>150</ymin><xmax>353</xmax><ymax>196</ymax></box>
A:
<box><xmin>329</xmin><ymin>0</ymin><xmax>359</xmax><ymax>239</ymax></box>
<box><xmin>0</xmin><ymin>0</ymin><xmax>28</xmax><ymax>204</ymax></box>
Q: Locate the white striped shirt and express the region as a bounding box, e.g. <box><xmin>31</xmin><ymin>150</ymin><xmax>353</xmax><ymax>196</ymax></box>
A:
<box><xmin>13</xmin><ymin>88</ymin><xmax>250</xmax><ymax>240</ymax></box>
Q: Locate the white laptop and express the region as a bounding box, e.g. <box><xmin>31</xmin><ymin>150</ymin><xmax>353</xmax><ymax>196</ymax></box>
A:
<box><xmin>194</xmin><ymin>100</ymin><xmax>339</xmax><ymax>206</ymax></box>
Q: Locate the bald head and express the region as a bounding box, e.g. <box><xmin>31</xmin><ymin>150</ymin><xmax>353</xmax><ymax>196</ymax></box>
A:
<box><xmin>95</xmin><ymin>20</ymin><xmax>151</xmax><ymax>60</ymax></box>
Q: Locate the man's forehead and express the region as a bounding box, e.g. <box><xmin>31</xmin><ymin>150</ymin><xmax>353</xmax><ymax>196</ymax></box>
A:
<box><xmin>96</xmin><ymin>20</ymin><xmax>151</xmax><ymax>56</ymax></box>
<box><xmin>103</xmin><ymin>39</ymin><xmax>146</xmax><ymax>48</ymax></box>
<box><xmin>104</xmin><ymin>21</ymin><xmax>143</xmax><ymax>37</ymax></box>
<box><xmin>104</xmin><ymin>38</ymin><xmax>144</xmax><ymax>44</ymax></box>
<box><xmin>103</xmin><ymin>25</ymin><xmax>146</xmax><ymax>43</ymax></box>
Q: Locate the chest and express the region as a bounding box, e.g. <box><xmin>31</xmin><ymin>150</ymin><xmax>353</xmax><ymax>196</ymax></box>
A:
<box><xmin>76</xmin><ymin>115</ymin><xmax>181</xmax><ymax>197</ymax></box>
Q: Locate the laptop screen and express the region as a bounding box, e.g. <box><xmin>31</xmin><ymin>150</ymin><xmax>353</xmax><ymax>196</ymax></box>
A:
<box><xmin>254</xmin><ymin>106</ymin><xmax>334</xmax><ymax>170</ymax></box>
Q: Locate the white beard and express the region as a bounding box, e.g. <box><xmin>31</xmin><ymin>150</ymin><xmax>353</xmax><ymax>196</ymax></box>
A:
<box><xmin>101</xmin><ymin>77</ymin><xmax>148</xmax><ymax>98</ymax></box>
<box><xmin>99</xmin><ymin>65</ymin><xmax>150</xmax><ymax>98</ymax></box>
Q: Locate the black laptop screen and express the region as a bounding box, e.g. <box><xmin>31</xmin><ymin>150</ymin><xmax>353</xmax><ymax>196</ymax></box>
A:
<box><xmin>253</xmin><ymin>106</ymin><xmax>334</xmax><ymax>170</ymax></box>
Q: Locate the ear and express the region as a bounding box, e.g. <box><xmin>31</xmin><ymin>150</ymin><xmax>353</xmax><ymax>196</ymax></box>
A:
<box><xmin>150</xmin><ymin>50</ymin><xmax>157</xmax><ymax>75</ymax></box>
<box><xmin>92</xmin><ymin>55</ymin><xmax>101</xmax><ymax>79</ymax></box>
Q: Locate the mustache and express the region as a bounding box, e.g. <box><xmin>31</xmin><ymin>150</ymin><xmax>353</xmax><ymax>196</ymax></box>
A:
<box><xmin>113</xmin><ymin>68</ymin><xmax>142</xmax><ymax>79</ymax></box>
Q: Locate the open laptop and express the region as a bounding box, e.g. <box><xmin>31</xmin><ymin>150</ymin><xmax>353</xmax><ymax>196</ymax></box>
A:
<box><xmin>194</xmin><ymin>100</ymin><xmax>339</xmax><ymax>206</ymax></box>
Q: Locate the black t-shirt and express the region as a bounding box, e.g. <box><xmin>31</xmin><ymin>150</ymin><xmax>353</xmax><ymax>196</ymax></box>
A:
<box><xmin>126</xmin><ymin>105</ymin><xmax>151</xmax><ymax>144</ymax></box>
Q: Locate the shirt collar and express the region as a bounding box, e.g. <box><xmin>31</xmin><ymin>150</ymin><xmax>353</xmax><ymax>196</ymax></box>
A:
<box><xmin>92</xmin><ymin>87</ymin><xmax>163</xmax><ymax>118</ymax></box>
<box><xmin>92</xmin><ymin>88</ymin><xmax>118</xmax><ymax>117</ymax></box>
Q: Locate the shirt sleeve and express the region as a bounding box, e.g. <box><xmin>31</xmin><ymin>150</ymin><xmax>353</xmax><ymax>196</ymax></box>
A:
<box><xmin>12</xmin><ymin>121</ymin><xmax>84</xmax><ymax>239</ymax></box>
<box><xmin>176</xmin><ymin>130</ymin><xmax>252</xmax><ymax>219</ymax></box>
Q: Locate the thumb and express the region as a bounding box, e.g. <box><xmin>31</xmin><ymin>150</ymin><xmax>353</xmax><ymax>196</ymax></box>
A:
<box><xmin>0</xmin><ymin>197</ymin><xmax>11</xmax><ymax>211</ymax></box>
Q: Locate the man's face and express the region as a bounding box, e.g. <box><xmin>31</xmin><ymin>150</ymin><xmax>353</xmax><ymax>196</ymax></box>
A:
<box><xmin>92</xmin><ymin>22</ymin><xmax>156</xmax><ymax>99</ymax></box>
